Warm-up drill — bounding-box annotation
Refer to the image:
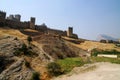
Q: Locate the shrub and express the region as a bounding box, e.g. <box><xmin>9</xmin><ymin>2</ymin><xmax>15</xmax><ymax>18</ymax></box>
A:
<box><xmin>21</xmin><ymin>44</ymin><xmax>28</xmax><ymax>53</ymax></box>
<box><xmin>47</xmin><ymin>62</ymin><xmax>62</xmax><ymax>76</ymax></box>
<box><xmin>27</xmin><ymin>36</ymin><xmax>32</xmax><ymax>44</ymax></box>
<box><xmin>14</xmin><ymin>37</ymin><xmax>18</xmax><ymax>40</ymax></box>
<box><xmin>14</xmin><ymin>43</ymin><xmax>38</xmax><ymax>57</ymax></box>
<box><xmin>56</xmin><ymin>58</ymin><xmax>84</xmax><ymax>73</ymax></box>
<box><xmin>14</xmin><ymin>49</ymin><xmax>22</xmax><ymax>56</ymax></box>
<box><xmin>31</xmin><ymin>72</ymin><xmax>40</xmax><ymax>80</ymax></box>
<box><xmin>91</xmin><ymin>57</ymin><xmax>120</xmax><ymax>64</ymax></box>
<box><xmin>91</xmin><ymin>49</ymin><xmax>120</xmax><ymax>57</ymax></box>
<box><xmin>14</xmin><ymin>44</ymin><xmax>29</xmax><ymax>56</ymax></box>
<box><xmin>91</xmin><ymin>49</ymin><xmax>99</xmax><ymax>57</ymax></box>
<box><xmin>0</xmin><ymin>56</ymin><xmax>6</xmax><ymax>73</ymax></box>
<box><xmin>25</xmin><ymin>61</ymin><xmax>30</xmax><ymax>68</ymax></box>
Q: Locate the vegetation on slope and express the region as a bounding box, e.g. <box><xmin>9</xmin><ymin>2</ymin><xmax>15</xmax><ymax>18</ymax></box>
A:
<box><xmin>47</xmin><ymin>62</ymin><xmax>63</xmax><ymax>76</ymax></box>
<box><xmin>55</xmin><ymin>57</ymin><xmax>120</xmax><ymax>74</ymax></box>
<box><xmin>31</xmin><ymin>72</ymin><xmax>40</xmax><ymax>80</ymax></box>
<box><xmin>91</xmin><ymin>49</ymin><xmax>120</xmax><ymax>57</ymax></box>
<box><xmin>74</xmin><ymin>41</ymin><xmax>120</xmax><ymax>52</ymax></box>
<box><xmin>56</xmin><ymin>58</ymin><xmax>85</xmax><ymax>73</ymax></box>
<box><xmin>91</xmin><ymin>57</ymin><xmax>120</xmax><ymax>64</ymax></box>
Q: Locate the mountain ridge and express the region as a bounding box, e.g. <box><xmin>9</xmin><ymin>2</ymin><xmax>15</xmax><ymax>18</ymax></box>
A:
<box><xmin>97</xmin><ymin>34</ymin><xmax>118</xmax><ymax>41</ymax></box>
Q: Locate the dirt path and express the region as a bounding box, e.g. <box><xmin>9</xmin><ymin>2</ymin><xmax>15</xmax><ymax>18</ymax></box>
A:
<box><xmin>52</xmin><ymin>62</ymin><xmax>120</xmax><ymax>80</ymax></box>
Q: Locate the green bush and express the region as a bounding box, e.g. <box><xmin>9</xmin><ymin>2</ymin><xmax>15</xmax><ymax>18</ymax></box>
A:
<box><xmin>56</xmin><ymin>58</ymin><xmax>84</xmax><ymax>73</ymax></box>
<box><xmin>91</xmin><ymin>49</ymin><xmax>99</xmax><ymax>57</ymax></box>
<box><xmin>25</xmin><ymin>61</ymin><xmax>30</xmax><ymax>68</ymax></box>
<box><xmin>91</xmin><ymin>49</ymin><xmax>120</xmax><ymax>57</ymax></box>
<box><xmin>55</xmin><ymin>57</ymin><xmax>120</xmax><ymax>75</ymax></box>
<box><xmin>14</xmin><ymin>44</ymin><xmax>35</xmax><ymax>56</ymax></box>
<box><xmin>14</xmin><ymin>44</ymin><xmax>28</xmax><ymax>56</ymax></box>
<box><xmin>47</xmin><ymin>62</ymin><xmax>63</xmax><ymax>76</ymax></box>
<box><xmin>31</xmin><ymin>72</ymin><xmax>40</xmax><ymax>80</ymax></box>
<box><xmin>14</xmin><ymin>49</ymin><xmax>22</xmax><ymax>56</ymax></box>
<box><xmin>91</xmin><ymin>57</ymin><xmax>120</xmax><ymax>64</ymax></box>
<box><xmin>21</xmin><ymin>44</ymin><xmax>28</xmax><ymax>54</ymax></box>
<box><xmin>27</xmin><ymin>36</ymin><xmax>32</xmax><ymax>44</ymax></box>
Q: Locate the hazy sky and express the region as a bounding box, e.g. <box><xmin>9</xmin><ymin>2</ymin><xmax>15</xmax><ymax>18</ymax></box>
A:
<box><xmin>0</xmin><ymin>0</ymin><xmax>120</xmax><ymax>40</ymax></box>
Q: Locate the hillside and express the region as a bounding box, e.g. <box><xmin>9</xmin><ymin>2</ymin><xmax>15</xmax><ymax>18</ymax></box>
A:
<box><xmin>0</xmin><ymin>28</ymin><xmax>27</xmax><ymax>39</ymax></box>
<box><xmin>97</xmin><ymin>34</ymin><xmax>118</xmax><ymax>41</ymax></box>
<box><xmin>75</xmin><ymin>41</ymin><xmax>120</xmax><ymax>52</ymax></box>
<box><xmin>0</xmin><ymin>28</ymin><xmax>88</xmax><ymax>80</ymax></box>
<box><xmin>0</xmin><ymin>27</ymin><xmax>120</xmax><ymax>80</ymax></box>
<box><xmin>62</xmin><ymin>36</ymin><xmax>120</xmax><ymax>52</ymax></box>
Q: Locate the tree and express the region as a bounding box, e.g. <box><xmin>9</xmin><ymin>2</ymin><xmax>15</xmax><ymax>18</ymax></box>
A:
<box><xmin>21</xmin><ymin>44</ymin><xmax>28</xmax><ymax>54</ymax></box>
<box><xmin>31</xmin><ymin>72</ymin><xmax>40</xmax><ymax>80</ymax></box>
<box><xmin>47</xmin><ymin>62</ymin><xmax>62</xmax><ymax>76</ymax></box>
<box><xmin>27</xmin><ymin>36</ymin><xmax>32</xmax><ymax>44</ymax></box>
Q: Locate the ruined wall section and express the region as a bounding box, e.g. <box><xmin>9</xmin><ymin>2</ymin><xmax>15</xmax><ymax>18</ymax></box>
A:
<box><xmin>7</xmin><ymin>14</ymin><xmax>21</xmax><ymax>22</ymax></box>
<box><xmin>5</xmin><ymin>20</ymin><xmax>29</xmax><ymax>29</ymax></box>
<box><xmin>35</xmin><ymin>24</ymin><xmax>47</xmax><ymax>32</ymax></box>
<box><xmin>0</xmin><ymin>18</ymin><xmax>30</xmax><ymax>29</ymax></box>
<box><xmin>47</xmin><ymin>28</ymin><xmax>67</xmax><ymax>36</ymax></box>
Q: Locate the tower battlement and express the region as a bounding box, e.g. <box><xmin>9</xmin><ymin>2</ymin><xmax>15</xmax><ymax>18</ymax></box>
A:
<box><xmin>7</xmin><ymin>14</ymin><xmax>21</xmax><ymax>22</ymax></box>
<box><xmin>0</xmin><ymin>11</ymin><xmax>6</xmax><ymax>19</ymax></box>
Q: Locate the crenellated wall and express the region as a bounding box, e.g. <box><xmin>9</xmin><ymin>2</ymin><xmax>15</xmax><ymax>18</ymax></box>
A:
<box><xmin>0</xmin><ymin>10</ymin><xmax>78</xmax><ymax>39</ymax></box>
<box><xmin>47</xmin><ymin>28</ymin><xmax>67</xmax><ymax>36</ymax></box>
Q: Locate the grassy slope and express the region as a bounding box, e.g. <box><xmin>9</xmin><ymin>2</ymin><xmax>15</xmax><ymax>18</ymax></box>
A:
<box><xmin>75</xmin><ymin>41</ymin><xmax>120</xmax><ymax>51</ymax></box>
<box><xmin>56</xmin><ymin>58</ymin><xmax>84</xmax><ymax>73</ymax></box>
<box><xmin>63</xmin><ymin>37</ymin><xmax>120</xmax><ymax>52</ymax></box>
<box><xmin>0</xmin><ymin>28</ymin><xmax>27</xmax><ymax>39</ymax></box>
<box><xmin>56</xmin><ymin>57</ymin><xmax>120</xmax><ymax>73</ymax></box>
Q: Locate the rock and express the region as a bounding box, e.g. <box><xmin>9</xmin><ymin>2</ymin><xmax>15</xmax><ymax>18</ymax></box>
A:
<box><xmin>0</xmin><ymin>58</ymin><xmax>34</xmax><ymax>80</ymax></box>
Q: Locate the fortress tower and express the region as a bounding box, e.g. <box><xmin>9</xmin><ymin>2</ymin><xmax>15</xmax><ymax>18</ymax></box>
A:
<box><xmin>8</xmin><ymin>15</ymin><xmax>14</xmax><ymax>20</ymax></box>
<box><xmin>0</xmin><ymin>11</ymin><xmax>6</xmax><ymax>19</ymax></box>
<box><xmin>30</xmin><ymin>17</ymin><xmax>35</xmax><ymax>29</ymax></box>
<box><xmin>67</xmin><ymin>27</ymin><xmax>73</xmax><ymax>37</ymax></box>
<box><xmin>15</xmin><ymin>14</ymin><xmax>21</xmax><ymax>21</ymax></box>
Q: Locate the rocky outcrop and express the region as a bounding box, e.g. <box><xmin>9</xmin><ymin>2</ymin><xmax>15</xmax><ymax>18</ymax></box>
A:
<box><xmin>0</xmin><ymin>58</ymin><xmax>34</xmax><ymax>80</ymax></box>
<box><xmin>0</xmin><ymin>36</ymin><xmax>35</xmax><ymax>80</ymax></box>
<box><xmin>0</xmin><ymin>36</ymin><xmax>23</xmax><ymax>57</ymax></box>
<box><xmin>0</xmin><ymin>35</ymin><xmax>52</xmax><ymax>80</ymax></box>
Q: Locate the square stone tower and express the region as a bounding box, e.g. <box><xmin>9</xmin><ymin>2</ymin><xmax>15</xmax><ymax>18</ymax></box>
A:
<box><xmin>15</xmin><ymin>14</ymin><xmax>21</xmax><ymax>21</ymax></box>
<box><xmin>30</xmin><ymin>17</ymin><xmax>35</xmax><ymax>29</ymax></box>
<box><xmin>67</xmin><ymin>27</ymin><xmax>73</xmax><ymax>37</ymax></box>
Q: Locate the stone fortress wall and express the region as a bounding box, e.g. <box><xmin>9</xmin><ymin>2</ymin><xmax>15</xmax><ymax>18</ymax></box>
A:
<box><xmin>0</xmin><ymin>10</ymin><xmax>78</xmax><ymax>38</ymax></box>
<box><xmin>0</xmin><ymin>11</ymin><xmax>34</xmax><ymax>29</ymax></box>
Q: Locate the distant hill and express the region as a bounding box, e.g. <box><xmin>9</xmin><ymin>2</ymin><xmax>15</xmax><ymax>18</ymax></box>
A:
<box><xmin>97</xmin><ymin>34</ymin><xmax>118</xmax><ymax>41</ymax></box>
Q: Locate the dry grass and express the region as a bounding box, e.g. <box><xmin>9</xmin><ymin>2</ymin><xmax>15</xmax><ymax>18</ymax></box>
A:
<box><xmin>62</xmin><ymin>37</ymin><xmax>120</xmax><ymax>52</ymax></box>
<box><xmin>0</xmin><ymin>28</ymin><xmax>27</xmax><ymax>39</ymax></box>
<box><xmin>24</xmin><ymin>29</ymin><xmax>39</xmax><ymax>32</ymax></box>
<box><xmin>71</xmin><ymin>41</ymin><xmax>120</xmax><ymax>52</ymax></box>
